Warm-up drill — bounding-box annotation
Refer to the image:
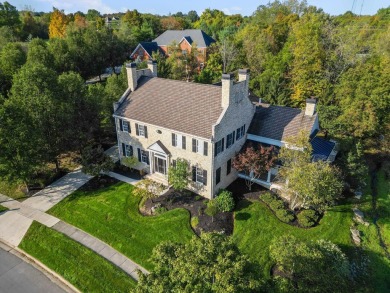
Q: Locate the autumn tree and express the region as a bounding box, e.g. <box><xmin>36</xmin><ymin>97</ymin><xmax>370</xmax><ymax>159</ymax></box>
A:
<box><xmin>232</xmin><ymin>144</ymin><xmax>276</xmax><ymax>190</ymax></box>
<box><xmin>136</xmin><ymin>233</ymin><xmax>262</xmax><ymax>292</ymax></box>
<box><xmin>160</xmin><ymin>16</ymin><xmax>184</xmax><ymax>30</ymax></box>
<box><xmin>49</xmin><ymin>8</ymin><xmax>69</xmax><ymax>38</ymax></box>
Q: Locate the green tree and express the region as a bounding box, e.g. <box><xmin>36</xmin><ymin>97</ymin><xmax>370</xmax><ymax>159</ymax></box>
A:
<box><xmin>270</xmin><ymin>235</ymin><xmax>351</xmax><ymax>292</ymax></box>
<box><xmin>86</xmin><ymin>9</ymin><xmax>100</xmax><ymax>22</ymax></box>
<box><xmin>168</xmin><ymin>158</ymin><xmax>190</xmax><ymax>191</ymax></box>
<box><xmin>136</xmin><ymin>233</ymin><xmax>262</xmax><ymax>292</ymax></box>
<box><xmin>80</xmin><ymin>145</ymin><xmax>114</xmax><ymax>176</ymax></box>
<box><xmin>26</xmin><ymin>38</ymin><xmax>55</xmax><ymax>68</ymax></box>
<box><xmin>205</xmin><ymin>199</ymin><xmax>219</xmax><ymax>222</ymax></box>
<box><xmin>345</xmin><ymin>141</ymin><xmax>368</xmax><ymax>189</ymax></box>
<box><xmin>215</xmin><ymin>189</ymin><xmax>235</xmax><ymax>212</ymax></box>
<box><xmin>0</xmin><ymin>2</ymin><xmax>20</xmax><ymax>28</ymax></box>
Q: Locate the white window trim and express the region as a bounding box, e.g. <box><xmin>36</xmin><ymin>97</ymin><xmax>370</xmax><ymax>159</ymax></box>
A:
<box><xmin>141</xmin><ymin>150</ymin><xmax>149</xmax><ymax>164</ymax></box>
<box><xmin>216</xmin><ymin>139</ymin><xmax>223</xmax><ymax>156</ymax></box>
<box><xmin>125</xmin><ymin>144</ymin><xmax>132</xmax><ymax>157</ymax></box>
<box><xmin>138</xmin><ymin>124</ymin><xmax>145</xmax><ymax>137</ymax></box>
<box><xmin>195</xmin><ymin>167</ymin><xmax>204</xmax><ymax>185</ymax></box>
<box><xmin>122</xmin><ymin>120</ymin><xmax>129</xmax><ymax>132</ymax></box>
<box><xmin>226</xmin><ymin>132</ymin><xmax>234</xmax><ymax>149</ymax></box>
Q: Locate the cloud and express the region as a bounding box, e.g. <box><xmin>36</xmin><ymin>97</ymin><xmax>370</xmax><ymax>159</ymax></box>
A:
<box><xmin>37</xmin><ymin>0</ymin><xmax>115</xmax><ymax>14</ymax></box>
<box><xmin>222</xmin><ymin>6</ymin><xmax>242</xmax><ymax>15</ymax></box>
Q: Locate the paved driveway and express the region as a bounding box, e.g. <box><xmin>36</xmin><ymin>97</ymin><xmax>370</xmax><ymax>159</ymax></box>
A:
<box><xmin>0</xmin><ymin>247</ymin><xmax>66</xmax><ymax>293</ymax></box>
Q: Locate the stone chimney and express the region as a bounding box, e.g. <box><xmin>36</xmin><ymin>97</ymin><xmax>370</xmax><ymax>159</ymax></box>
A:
<box><xmin>221</xmin><ymin>73</ymin><xmax>234</xmax><ymax>108</ymax></box>
<box><xmin>126</xmin><ymin>62</ymin><xmax>137</xmax><ymax>91</ymax></box>
<box><xmin>305</xmin><ymin>97</ymin><xmax>317</xmax><ymax>116</ymax></box>
<box><xmin>238</xmin><ymin>68</ymin><xmax>250</xmax><ymax>97</ymax></box>
<box><xmin>147</xmin><ymin>60</ymin><xmax>157</xmax><ymax>77</ymax></box>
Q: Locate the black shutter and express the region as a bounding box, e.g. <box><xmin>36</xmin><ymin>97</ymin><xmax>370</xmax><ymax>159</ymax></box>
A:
<box><xmin>192</xmin><ymin>138</ymin><xmax>197</xmax><ymax>152</ymax></box>
<box><xmin>203</xmin><ymin>170</ymin><xmax>207</xmax><ymax>186</ymax></box>
<box><xmin>182</xmin><ymin>136</ymin><xmax>186</xmax><ymax>149</ymax></box>
<box><xmin>146</xmin><ymin>151</ymin><xmax>149</xmax><ymax>164</ymax></box>
<box><xmin>226</xmin><ymin>135</ymin><xmax>229</xmax><ymax>149</ymax></box>
<box><xmin>203</xmin><ymin>141</ymin><xmax>208</xmax><ymax>156</ymax></box>
<box><xmin>122</xmin><ymin>143</ymin><xmax>126</xmax><ymax>156</ymax></box>
<box><xmin>214</xmin><ymin>142</ymin><xmax>217</xmax><ymax>157</ymax></box>
<box><xmin>135</xmin><ymin>123</ymin><xmax>139</xmax><ymax>136</ymax></box>
<box><xmin>232</xmin><ymin>131</ymin><xmax>235</xmax><ymax>143</ymax></box>
<box><xmin>172</xmin><ymin>133</ymin><xmax>176</xmax><ymax>146</ymax></box>
<box><xmin>172</xmin><ymin>159</ymin><xmax>176</xmax><ymax>168</ymax></box>
<box><xmin>119</xmin><ymin>119</ymin><xmax>123</xmax><ymax>131</ymax></box>
<box><xmin>192</xmin><ymin>166</ymin><xmax>196</xmax><ymax>182</ymax></box>
<box><xmin>227</xmin><ymin>159</ymin><xmax>231</xmax><ymax>175</ymax></box>
<box><xmin>144</xmin><ymin>126</ymin><xmax>148</xmax><ymax>138</ymax></box>
<box><xmin>127</xmin><ymin>121</ymin><xmax>131</xmax><ymax>133</ymax></box>
<box><xmin>236</xmin><ymin>128</ymin><xmax>240</xmax><ymax>140</ymax></box>
<box><xmin>216</xmin><ymin>167</ymin><xmax>221</xmax><ymax>184</ymax></box>
<box><xmin>221</xmin><ymin>138</ymin><xmax>225</xmax><ymax>152</ymax></box>
<box><xmin>137</xmin><ymin>148</ymin><xmax>141</xmax><ymax>162</ymax></box>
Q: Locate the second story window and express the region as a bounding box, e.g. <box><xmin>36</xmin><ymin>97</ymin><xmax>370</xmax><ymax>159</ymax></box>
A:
<box><xmin>236</xmin><ymin>124</ymin><xmax>246</xmax><ymax>141</ymax></box>
<box><xmin>172</xmin><ymin>133</ymin><xmax>186</xmax><ymax>149</ymax></box>
<box><xmin>119</xmin><ymin>119</ymin><xmax>130</xmax><ymax>133</ymax></box>
<box><xmin>226</xmin><ymin>131</ymin><xmax>235</xmax><ymax>149</ymax></box>
<box><xmin>215</xmin><ymin>138</ymin><xmax>225</xmax><ymax>157</ymax></box>
<box><xmin>135</xmin><ymin>123</ymin><xmax>148</xmax><ymax>138</ymax></box>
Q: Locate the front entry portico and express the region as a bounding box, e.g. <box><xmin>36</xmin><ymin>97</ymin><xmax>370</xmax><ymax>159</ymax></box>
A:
<box><xmin>147</xmin><ymin>140</ymin><xmax>170</xmax><ymax>177</ymax></box>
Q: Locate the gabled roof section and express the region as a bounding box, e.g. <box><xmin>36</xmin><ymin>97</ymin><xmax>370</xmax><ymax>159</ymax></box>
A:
<box><xmin>114</xmin><ymin>77</ymin><xmax>223</xmax><ymax>139</ymax></box>
<box><xmin>148</xmin><ymin>140</ymin><xmax>170</xmax><ymax>155</ymax></box>
<box><xmin>130</xmin><ymin>42</ymin><xmax>161</xmax><ymax>58</ymax></box>
<box><xmin>180</xmin><ymin>36</ymin><xmax>193</xmax><ymax>46</ymax></box>
<box><xmin>248</xmin><ymin>104</ymin><xmax>317</xmax><ymax>142</ymax></box>
<box><xmin>153</xmin><ymin>29</ymin><xmax>216</xmax><ymax>47</ymax></box>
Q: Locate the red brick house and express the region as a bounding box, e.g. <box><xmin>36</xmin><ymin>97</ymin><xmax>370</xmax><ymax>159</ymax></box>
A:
<box><xmin>130</xmin><ymin>29</ymin><xmax>216</xmax><ymax>66</ymax></box>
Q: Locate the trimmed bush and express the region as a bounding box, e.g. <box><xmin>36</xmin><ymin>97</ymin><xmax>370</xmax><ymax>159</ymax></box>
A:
<box><xmin>261</xmin><ymin>192</ymin><xmax>275</xmax><ymax>205</ymax></box>
<box><xmin>260</xmin><ymin>192</ymin><xmax>295</xmax><ymax>223</ymax></box>
<box><xmin>297</xmin><ymin>209</ymin><xmax>319</xmax><ymax>227</ymax></box>
<box><xmin>276</xmin><ymin>209</ymin><xmax>295</xmax><ymax>223</ymax></box>
<box><xmin>215</xmin><ymin>189</ymin><xmax>235</xmax><ymax>212</ymax></box>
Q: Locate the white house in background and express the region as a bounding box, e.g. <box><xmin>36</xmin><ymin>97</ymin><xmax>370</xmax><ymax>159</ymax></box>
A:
<box><xmin>113</xmin><ymin>61</ymin><xmax>338</xmax><ymax>198</ymax></box>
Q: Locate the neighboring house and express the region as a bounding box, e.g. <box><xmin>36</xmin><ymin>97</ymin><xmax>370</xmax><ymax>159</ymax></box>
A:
<box><xmin>113</xmin><ymin>61</ymin><xmax>254</xmax><ymax>199</ymax></box>
<box><xmin>130</xmin><ymin>29</ymin><xmax>216</xmax><ymax>66</ymax></box>
<box><xmin>243</xmin><ymin>99</ymin><xmax>338</xmax><ymax>189</ymax></box>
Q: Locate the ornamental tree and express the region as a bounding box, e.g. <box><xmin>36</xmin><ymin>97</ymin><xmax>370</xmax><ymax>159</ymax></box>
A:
<box><xmin>168</xmin><ymin>158</ymin><xmax>190</xmax><ymax>191</ymax></box>
<box><xmin>135</xmin><ymin>233</ymin><xmax>262</xmax><ymax>292</ymax></box>
<box><xmin>232</xmin><ymin>144</ymin><xmax>276</xmax><ymax>190</ymax></box>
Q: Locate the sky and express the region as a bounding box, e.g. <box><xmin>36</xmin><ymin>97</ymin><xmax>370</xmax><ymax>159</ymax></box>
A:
<box><xmin>12</xmin><ymin>0</ymin><xmax>390</xmax><ymax>16</ymax></box>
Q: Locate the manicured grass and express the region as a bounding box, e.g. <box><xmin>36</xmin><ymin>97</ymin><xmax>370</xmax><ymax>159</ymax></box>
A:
<box><xmin>19</xmin><ymin>222</ymin><xmax>136</xmax><ymax>292</ymax></box>
<box><xmin>48</xmin><ymin>178</ymin><xmax>194</xmax><ymax>270</ymax></box>
<box><xmin>357</xmin><ymin>169</ymin><xmax>390</xmax><ymax>292</ymax></box>
<box><xmin>0</xmin><ymin>204</ymin><xmax>8</xmax><ymax>213</ymax></box>
<box><xmin>233</xmin><ymin>199</ymin><xmax>354</xmax><ymax>277</ymax></box>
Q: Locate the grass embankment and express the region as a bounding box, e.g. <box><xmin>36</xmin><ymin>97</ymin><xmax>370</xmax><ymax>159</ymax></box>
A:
<box><xmin>357</xmin><ymin>170</ymin><xmax>390</xmax><ymax>292</ymax></box>
<box><xmin>233</xmin><ymin>199</ymin><xmax>353</xmax><ymax>277</ymax></box>
<box><xmin>48</xmin><ymin>177</ymin><xmax>194</xmax><ymax>270</ymax></box>
<box><xmin>19</xmin><ymin>222</ymin><xmax>136</xmax><ymax>292</ymax></box>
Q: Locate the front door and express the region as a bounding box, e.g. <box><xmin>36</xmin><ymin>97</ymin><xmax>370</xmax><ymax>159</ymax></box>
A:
<box><xmin>154</xmin><ymin>156</ymin><xmax>167</xmax><ymax>175</ymax></box>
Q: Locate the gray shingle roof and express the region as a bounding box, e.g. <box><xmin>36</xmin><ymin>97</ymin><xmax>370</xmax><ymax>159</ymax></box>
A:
<box><xmin>114</xmin><ymin>77</ymin><xmax>223</xmax><ymax>139</ymax></box>
<box><xmin>248</xmin><ymin>104</ymin><xmax>317</xmax><ymax>141</ymax></box>
<box><xmin>153</xmin><ymin>29</ymin><xmax>215</xmax><ymax>47</ymax></box>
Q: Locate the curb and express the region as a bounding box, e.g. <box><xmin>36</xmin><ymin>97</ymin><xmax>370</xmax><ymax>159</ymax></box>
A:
<box><xmin>0</xmin><ymin>239</ymin><xmax>80</xmax><ymax>293</ymax></box>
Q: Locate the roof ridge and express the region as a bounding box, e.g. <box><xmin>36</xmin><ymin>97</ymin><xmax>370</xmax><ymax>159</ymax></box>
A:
<box><xmin>153</xmin><ymin>77</ymin><xmax>222</xmax><ymax>89</ymax></box>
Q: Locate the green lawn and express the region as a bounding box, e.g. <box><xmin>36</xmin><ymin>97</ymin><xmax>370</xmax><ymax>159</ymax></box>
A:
<box><xmin>357</xmin><ymin>169</ymin><xmax>390</xmax><ymax>293</ymax></box>
<box><xmin>19</xmin><ymin>222</ymin><xmax>136</xmax><ymax>292</ymax></box>
<box><xmin>233</xmin><ymin>199</ymin><xmax>354</xmax><ymax>277</ymax></box>
<box><xmin>48</xmin><ymin>178</ymin><xmax>194</xmax><ymax>270</ymax></box>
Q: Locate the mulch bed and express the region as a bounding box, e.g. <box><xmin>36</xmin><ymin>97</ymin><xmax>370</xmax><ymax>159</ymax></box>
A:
<box><xmin>112</xmin><ymin>164</ymin><xmax>143</xmax><ymax>180</ymax></box>
<box><xmin>143</xmin><ymin>188</ymin><xmax>234</xmax><ymax>236</ymax></box>
<box><xmin>226</xmin><ymin>178</ymin><xmax>269</xmax><ymax>201</ymax></box>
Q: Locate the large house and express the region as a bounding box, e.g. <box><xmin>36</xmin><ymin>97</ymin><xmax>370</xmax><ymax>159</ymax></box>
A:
<box><xmin>113</xmin><ymin>61</ymin><xmax>338</xmax><ymax>198</ymax></box>
<box><xmin>130</xmin><ymin>29</ymin><xmax>216</xmax><ymax>66</ymax></box>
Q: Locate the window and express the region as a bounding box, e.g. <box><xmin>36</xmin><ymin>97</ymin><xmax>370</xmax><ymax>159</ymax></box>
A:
<box><xmin>227</xmin><ymin>159</ymin><xmax>232</xmax><ymax>175</ymax></box>
<box><xmin>236</xmin><ymin>124</ymin><xmax>246</xmax><ymax>140</ymax></box>
<box><xmin>135</xmin><ymin>123</ymin><xmax>148</xmax><ymax>138</ymax></box>
<box><xmin>216</xmin><ymin>167</ymin><xmax>221</xmax><ymax>184</ymax></box>
<box><xmin>192</xmin><ymin>138</ymin><xmax>204</xmax><ymax>154</ymax></box>
<box><xmin>122</xmin><ymin>120</ymin><xmax>130</xmax><ymax>133</ymax></box>
<box><xmin>226</xmin><ymin>131</ymin><xmax>235</xmax><ymax>149</ymax></box>
<box><xmin>192</xmin><ymin>166</ymin><xmax>207</xmax><ymax>186</ymax></box>
<box><xmin>141</xmin><ymin>150</ymin><xmax>149</xmax><ymax>164</ymax></box>
<box><xmin>172</xmin><ymin>133</ymin><xmax>186</xmax><ymax>149</ymax></box>
<box><xmin>214</xmin><ymin>138</ymin><xmax>225</xmax><ymax>157</ymax></box>
<box><xmin>122</xmin><ymin>143</ymin><xmax>133</xmax><ymax>157</ymax></box>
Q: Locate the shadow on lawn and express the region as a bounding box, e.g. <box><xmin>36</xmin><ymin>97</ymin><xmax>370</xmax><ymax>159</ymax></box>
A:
<box><xmin>66</xmin><ymin>175</ymin><xmax>120</xmax><ymax>200</ymax></box>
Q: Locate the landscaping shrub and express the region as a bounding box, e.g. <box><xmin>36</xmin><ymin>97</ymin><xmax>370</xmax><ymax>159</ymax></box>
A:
<box><xmin>215</xmin><ymin>189</ymin><xmax>235</xmax><ymax>212</ymax></box>
<box><xmin>260</xmin><ymin>192</ymin><xmax>295</xmax><ymax>223</ymax></box>
<box><xmin>191</xmin><ymin>216</ymin><xmax>199</xmax><ymax>228</ymax></box>
<box><xmin>298</xmin><ymin>209</ymin><xmax>320</xmax><ymax>227</ymax></box>
<box><xmin>205</xmin><ymin>199</ymin><xmax>219</xmax><ymax>222</ymax></box>
<box><xmin>154</xmin><ymin>206</ymin><xmax>168</xmax><ymax>215</ymax></box>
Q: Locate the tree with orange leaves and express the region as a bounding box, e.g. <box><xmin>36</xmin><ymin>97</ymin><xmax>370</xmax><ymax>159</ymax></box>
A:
<box><xmin>49</xmin><ymin>8</ymin><xmax>69</xmax><ymax>39</ymax></box>
<box><xmin>74</xmin><ymin>13</ymin><xmax>87</xmax><ymax>28</ymax></box>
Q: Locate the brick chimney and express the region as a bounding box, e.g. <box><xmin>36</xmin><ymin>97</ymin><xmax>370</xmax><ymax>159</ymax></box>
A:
<box><xmin>147</xmin><ymin>60</ymin><xmax>157</xmax><ymax>77</ymax></box>
<box><xmin>221</xmin><ymin>73</ymin><xmax>234</xmax><ymax>108</ymax></box>
<box><xmin>126</xmin><ymin>62</ymin><xmax>137</xmax><ymax>91</ymax></box>
<box><xmin>305</xmin><ymin>98</ymin><xmax>317</xmax><ymax>116</ymax></box>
